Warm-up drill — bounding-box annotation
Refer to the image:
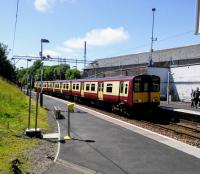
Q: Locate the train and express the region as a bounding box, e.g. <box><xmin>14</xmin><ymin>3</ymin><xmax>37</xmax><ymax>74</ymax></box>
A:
<box><xmin>34</xmin><ymin>74</ymin><xmax>160</xmax><ymax>114</ymax></box>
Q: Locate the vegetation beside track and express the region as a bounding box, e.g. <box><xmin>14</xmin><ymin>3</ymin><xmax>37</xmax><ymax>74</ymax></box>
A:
<box><xmin>0</xmin><ymin>77</ymin><xmax>47</xmax><ymax>174</ymax></box>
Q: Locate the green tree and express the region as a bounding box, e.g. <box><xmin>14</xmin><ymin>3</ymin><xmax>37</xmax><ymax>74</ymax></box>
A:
<box><xmin>65</xmin><ymin>68</ymin><xmax>80</xmax><ymax>80</ymax></box>
<box><xmin>0</xmin><ymin>43</ymin><xmax>16</xmax><ymax>81</ymax></box>
<box><xmin>16</xmin><ymin>68</ymin><xmax>27</xmax><ymax>85</ymax></box>
<box><xmin>16</xmin><ymin>60</ymin><xmax>79</xmax><ymax>83</ymax></box>
<box><xmin>54</xmin><ymin>64</ymin><xmax>70</xmax><ymax>80</ymax></box>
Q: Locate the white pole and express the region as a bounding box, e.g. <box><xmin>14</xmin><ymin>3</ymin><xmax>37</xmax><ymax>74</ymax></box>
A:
<box><xmin>167</xmin><ymin>71</ymin><xmax>170</xmax><ymax>104</ymax></box>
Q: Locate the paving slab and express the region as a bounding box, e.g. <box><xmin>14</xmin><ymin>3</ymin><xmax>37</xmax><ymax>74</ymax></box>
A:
<box><xmin>43</xmin><ymin>133</ymin><xmax>59</xmax><ymax>139</ymax></box>
<box><xmin>43</xmin><ymin>95</ymin><xmax>200</xmax><ymax>174</ymax></box>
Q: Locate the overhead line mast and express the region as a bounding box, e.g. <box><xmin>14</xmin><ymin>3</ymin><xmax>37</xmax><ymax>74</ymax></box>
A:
<box><xmin>12</xmin><ymin>0</ymin><xmax>20</xmax><ymax>60</ymax></box>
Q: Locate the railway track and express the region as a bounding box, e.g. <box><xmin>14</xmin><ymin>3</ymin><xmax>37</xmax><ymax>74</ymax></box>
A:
<box><xmin>140</xmin><ymin>121</ymin><xmax>200</xmax><ymax>140</ymax></box>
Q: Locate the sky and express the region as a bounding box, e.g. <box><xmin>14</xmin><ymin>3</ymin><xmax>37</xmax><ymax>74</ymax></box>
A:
<box><xmin>0</xmin><ymin>0</ymin><xmax>200</xmax><ymax>69</ymax></box>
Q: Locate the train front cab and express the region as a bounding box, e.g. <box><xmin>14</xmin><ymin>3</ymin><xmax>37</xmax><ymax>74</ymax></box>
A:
<box><xmin>133</xmin><ymin>75</ymin><xmax>160</xmax><ymax>108</ymax></box>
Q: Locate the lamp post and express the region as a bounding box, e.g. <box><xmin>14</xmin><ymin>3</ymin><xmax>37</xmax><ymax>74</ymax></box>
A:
<box><xmin>40</xmin><ymin>38</ymin><xmax>50</xmax><ymax>107</ymax></box>
<box><xmin>149</xmin><ymin>8</ymin><xmax>157</xmax><ymax>66</ymax></box>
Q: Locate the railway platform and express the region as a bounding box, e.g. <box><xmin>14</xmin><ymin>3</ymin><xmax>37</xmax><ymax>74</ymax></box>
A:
<box><xmin>160</xmin><ymin>101</ymin><xmax>200</xmax><ymax>112</ymax></box>
<box><xmin>43</xmin><ymin>95</ymin><xmax>200</xmax><ymax>174</ymax></box>
<box><xmin>159</xmin><ymin>101</ymin><xmax>200</xmax><ymax>122</ymax></box>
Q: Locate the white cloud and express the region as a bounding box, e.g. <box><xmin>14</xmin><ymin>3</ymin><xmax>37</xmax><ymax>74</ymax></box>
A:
<box><xmin>34</xmin><ymin>0</ymin><xmax>76</xmax><ymax>12</ymax></box>
<box><xmin>43</xmin><ymin>27</ymin><xmax>129</xmax><ymax>57</ymax></box>
<box><xmin>64</xmin><ymin>27</ymin><xmax>129</xmax><ymax>49</ymax></box>
<box><xmin>44</xmin><ymin>47</ymin><xmax>73</xmax><ymax>57</ymax></box>
<box><xmin>34</xmin><ymin>0</ymin><xmax>55</xmax><ymax>12</ymax></box>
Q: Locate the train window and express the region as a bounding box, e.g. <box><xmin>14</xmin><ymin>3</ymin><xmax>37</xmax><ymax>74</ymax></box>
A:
<box><xmin>144</xmin><ymin>82</ymin><xmax>148</xmax><ymax>92</ymax></box>
<box><xmin>66</xmin><ymin>84</ymin><xmax>69</xmax><ymax>89</ymax></box>
<box><xmin>86</xmin><ymin>84</ymin><xmax>90</xmax><ymax>91</ymax></box>
<box><xmin>152</xmin><ymin>82</ymin><xmax>160</xmax><ymax>92</ymax></box>
<box><xmin>106</xmin><ymin>84</ymin><xmax>113</xmax><ymax>93</ymax></box>
<box><xmin>125</xmin><ymin>84</ymin><xmax>128</xmax><ymax>94</ymax></box>
<box><xmin>63</xmin><ymin>84</ymin><xmax>65</xmax><ymax>89</ymax></box>
<box><xmin>91</xmin><ymin>84</ymin><xmax>95</xmax><ymax>91</ymax></box>
<box><xmin>134</xmin><ymin>83</ymin><xmax>141</xmax><ymax>92</ymax></box>
<box><xmin>120</xmin><ymin>83</ymin><xmax>124</xmax><ymax>93</ymax></box>
<box><xmin>102</xmin><ymin>83</ymin><xmax>104</xmax><ymax>92</ymax></box>
<box><xmin>98</xmin><ymin>84</ymin><xmax>101</xmax><ymax>91</ymax></box>
<box><xmin>73</xmin><ymin>84</ymin><xmax>76</xmax><ymax>90</ymax></box>
<box><xmin>76</xmin><ymin>84</ymin><xmax>79</xmax><ymax>90</ymax></box>
<box><xmin>98</xmin><ymin>83</ymin><xmax>103</xmax><ymax>91</ymax></box>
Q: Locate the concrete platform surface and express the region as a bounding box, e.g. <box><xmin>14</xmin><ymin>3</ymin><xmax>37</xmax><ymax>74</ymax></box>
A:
<box><xmin>160</xmin><ymin>101</ymin><xmax>200</xmax><ymax>113</ymax></box>
<box><xmin>43</xmin><ymin>95</ymin><xmax>200</xmax><ymax>174</ymax></box>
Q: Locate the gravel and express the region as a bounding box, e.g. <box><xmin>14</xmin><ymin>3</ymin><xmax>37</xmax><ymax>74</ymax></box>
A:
<box><xmin>22</xmin><ymin>110</ymin><xmax>58</xmax><ymax>174</ymax></box>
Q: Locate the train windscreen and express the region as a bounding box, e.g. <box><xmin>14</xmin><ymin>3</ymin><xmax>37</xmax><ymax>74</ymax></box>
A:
<box><xmin>151</xmin><ymin>76</ymin><xmax>160</xmax><ymax>92</ymax></box>
<box><xmin>133</xmin><ymin>75</ymin><xmax>160</xmax><ymax>92</ymax></box>
<box><xmin>133</xmin><ymin>76</ymin><xmax>142</xmax><ymax>92</ymax></box>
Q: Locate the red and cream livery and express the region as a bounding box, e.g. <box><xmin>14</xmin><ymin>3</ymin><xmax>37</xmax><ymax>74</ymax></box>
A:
<box><xmin>34</xmin><ymin>74</ymin><xmax>160</xmax><ymax>112</ymax></box>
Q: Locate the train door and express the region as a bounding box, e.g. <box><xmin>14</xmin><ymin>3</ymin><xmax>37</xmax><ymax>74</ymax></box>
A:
<box><xmin>119</xmin><ymin>82</ymin><xmax>124</xmax><ymax>101</ymax></box>
<box><xmin>98</xmin><ymin>82</ymin><xmax>104</xmax><ymax>100</ymax></box>
<box><xmin>141</xmin><ymin>76</ymin><xmax>151</xmax><ymax>103</ymax></box>
<box><xmin>120</xmin><ymin>81</ymin><xmax>129</xmax><ymax>103</ymax></box>
<box><xmin>81</xmin><ymin>82</ymin><xmax>84</xmax><ymax>97</ymax></box>
<box><xmin>143</xmin><ymin>81</ymin><xmax>150</xmax><ymax>103</ymax></box>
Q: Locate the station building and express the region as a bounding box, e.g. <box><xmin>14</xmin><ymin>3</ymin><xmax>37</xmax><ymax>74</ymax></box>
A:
<box><xmin>83</xmin><ymin>44</ymin><xmax>200</xmax><ymax>102</ymax></box>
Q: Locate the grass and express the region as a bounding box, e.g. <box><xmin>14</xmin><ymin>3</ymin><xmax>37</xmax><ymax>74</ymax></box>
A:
<box><xmin>0</xmin><ymin>77</ymin><xmax>48</xmax><ymax>174</ymax></box>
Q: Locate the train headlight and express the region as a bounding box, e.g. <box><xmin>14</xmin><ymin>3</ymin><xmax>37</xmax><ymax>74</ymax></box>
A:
<box><xmin>153</xmin><ymin>98</ymin><xmax>157</xmax><ymax>102</ymax></box>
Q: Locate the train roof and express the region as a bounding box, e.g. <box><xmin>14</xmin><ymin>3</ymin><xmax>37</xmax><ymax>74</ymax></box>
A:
<box><xmin>35</xmin><ymin>74</ymin><xmax>159</xmax><ymax>83</ymax></box>
<box><xmin>36</xmin><ymin>76</ymin><xmax>135</xmax><ymax>83</ymax></box>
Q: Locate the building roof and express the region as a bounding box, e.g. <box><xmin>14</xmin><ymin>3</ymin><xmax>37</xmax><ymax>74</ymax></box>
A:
<box><xmin>85</xmin><ymin>44</ymin><xmax>200</xmax><ymax>69</ymax></box>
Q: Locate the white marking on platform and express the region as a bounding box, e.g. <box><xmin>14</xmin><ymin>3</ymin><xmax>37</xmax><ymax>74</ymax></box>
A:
<box><xmin>54</xmin><ymin>113</ymin><xmax>61</xmax><ymax>163</ymax></box>
<box><xmin>44</xmin><ymin>94</ymin><xmax>200</xmax><ymax>159</ymax></box>
<box><xmin>43</xmin><ymin>133</ymin><xmax>59</xmax><ymax>139</ymax></box>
